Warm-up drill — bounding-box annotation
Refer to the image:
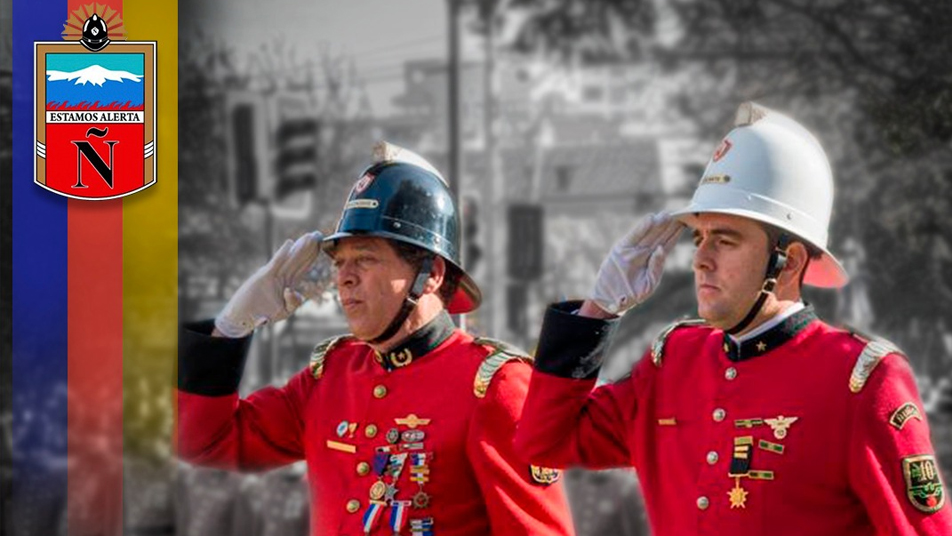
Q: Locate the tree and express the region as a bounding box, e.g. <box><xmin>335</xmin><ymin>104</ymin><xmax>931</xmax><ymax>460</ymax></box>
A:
<box><xmin>499</xmin><ymin>0</ymin><xmax>656</xmax><ymax>64</ymax></box>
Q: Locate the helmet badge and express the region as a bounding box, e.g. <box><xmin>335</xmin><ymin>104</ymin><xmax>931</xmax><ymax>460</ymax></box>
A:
<box><xmin>353</xmin><ymin>172</ymin><xmax>374</xmax><ymax>194</ymax></box>
<box><xmin>711</xmin><ymin>138</ymin><xmax>733</xmax><ymax>162</ymax></box>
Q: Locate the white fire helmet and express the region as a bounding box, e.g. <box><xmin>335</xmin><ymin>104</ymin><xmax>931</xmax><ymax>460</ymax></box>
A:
<box><xmin>673</xmin><ymin>102</ymin><xmax>848</xmax><ymax>288</ymax></box>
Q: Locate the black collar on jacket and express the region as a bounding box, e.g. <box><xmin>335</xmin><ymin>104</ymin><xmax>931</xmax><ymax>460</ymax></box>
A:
<box><xmin>722</xmin><ymin>305</ymin><xmax>817</xmax><ymax>362</ymax></box>
<box><xmin>373</xmin><ymin>311</ymin><xmax>455</xmax><ymax>371</ymax></box>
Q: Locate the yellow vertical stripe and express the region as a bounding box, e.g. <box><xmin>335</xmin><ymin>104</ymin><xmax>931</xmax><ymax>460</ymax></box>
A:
<box><xmin>122</xmin><ymin>1</ymin><xmax>178</xmax><ymax>461</ymax></box>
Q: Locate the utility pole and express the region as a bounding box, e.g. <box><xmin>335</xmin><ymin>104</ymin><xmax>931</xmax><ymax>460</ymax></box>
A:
<box><xmin>480</xmin><ymin>0</ymin><xmax>505</xmax><ymax>340</ymax></box>
<box><xmin>447</xmin><ymin>0</ymin><xmax>462</xmax><ymax>199</ymax></box>
<box><xmin>447</xmin><ymin>0</ymin><xmax>466</xmax><ymax>331</ymax></box>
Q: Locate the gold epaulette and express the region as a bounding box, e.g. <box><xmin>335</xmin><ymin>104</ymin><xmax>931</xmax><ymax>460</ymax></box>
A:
<box><xmin>650</xmin><ymin>319</ymin><xmax>707</xmax><ymax>367</ymax></box>
<box><xmin>848</xmin><ymin>329</ymin><xmax>904</xmax><ymax>393</ymax></box>
<box><xmin>309</xmin><ymin>335</ymin><xmax>353</xmax><ymax>379</ymax></box>
<box><xmin>473</xmin><ymin>337</ymin><xmax>532</xmax><ymax>398</ymax></box>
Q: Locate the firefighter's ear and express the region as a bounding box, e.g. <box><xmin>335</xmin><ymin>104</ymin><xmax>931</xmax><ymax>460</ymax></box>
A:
<box><xmin>424</xmin><ymin>256</ymin><xmax>446</xmax><ymax>296</ymax></box>
<box><xmin>780</xmin><ymin>242</ymin><xmax>809</xmax><ymax>288</ymax></box>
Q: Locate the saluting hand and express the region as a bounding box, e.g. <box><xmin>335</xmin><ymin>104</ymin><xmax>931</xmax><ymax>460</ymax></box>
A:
<box><xmin>588</xmin><ymin>212</ymin><xmax>683</xmax><ymax>316</ymax></box>
<box><xmin>215</xmin><ymin>231</ymin><xmax>324</xmax><ymax>338</ymax></box>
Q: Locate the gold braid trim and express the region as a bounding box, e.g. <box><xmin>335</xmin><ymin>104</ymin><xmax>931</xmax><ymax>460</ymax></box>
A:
<box><xmin>650</xmin><ymin>319</ymin><xmax>707</xmax><ymax>367</ymax></box>
<box><xmin>848</xmin><ymin>329</ymin><xmax>904</xmax><ymax>393</ymax></box>
<box><xmin>473</xmin><ymin>337</ymin><xmax>532</xmax><ymax>398</ymax></box>
<box><xmin>309</xmin><ymin>335</ymin><xmax>353</xmax><ymax>379</ymax></box>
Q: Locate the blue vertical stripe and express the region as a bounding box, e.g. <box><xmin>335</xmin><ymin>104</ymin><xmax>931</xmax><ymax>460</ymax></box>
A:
<box><xmin>11</xmin><ymin>0</ymin><xmax>69</xmax><ymax>494</ymax></box>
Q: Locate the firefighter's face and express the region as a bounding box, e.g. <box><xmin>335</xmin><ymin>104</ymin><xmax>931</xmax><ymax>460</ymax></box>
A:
<box><xmin>690</xmin><ymin>213</ymin><xmax>771</xmax><ymax>330</ymax></box>
<box><xmin>331</xmin><ymin>237</ymin><xmax>415</xmax><ymax>341</ymax></box>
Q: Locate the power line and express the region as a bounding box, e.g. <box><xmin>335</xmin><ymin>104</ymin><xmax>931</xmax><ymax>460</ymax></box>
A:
<box><xmin>196</xmin><ymin>69</ymin><xmax>405</xmax><ymax>89</ymax></box>
<box><xmin>356</xmin><ymin>56</ymin><xmax>441</xmax><ymax>71</ymax></box>
<box><xmin>353</xmin><ymin>63</ymin><xmax>407</xmax><ymax>74</ymax></box>
<box><xmin>225</xmin><ymin>46</ymin><xmax>444</xmax><ymax>86</ymax></box>
<box><xmin>347</xmin><ymin>34</ymin><xmax>445</xmax><ymax>60</ymax></box>
<box><xmin>360</xmin><ymin>72</ymin><xmax>411</xmax><ymax>84</ymax></box>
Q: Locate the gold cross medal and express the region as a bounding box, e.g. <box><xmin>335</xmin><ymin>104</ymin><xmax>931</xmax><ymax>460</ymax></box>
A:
<box><xmin>764</xmin><ymin>415</ymin><xmax>798</xmax><ymax>440</ymax></box>
<box><xmin>728</xmin><ymin>477</ymin><xmax>749</xmax><ymax>509</ymax></box>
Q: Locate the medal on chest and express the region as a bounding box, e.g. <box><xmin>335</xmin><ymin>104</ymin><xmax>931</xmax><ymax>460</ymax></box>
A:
<box><xmin>359</xmin><ymin>413</ymin><xmax>436</xmax><ymax>534</ymax></box>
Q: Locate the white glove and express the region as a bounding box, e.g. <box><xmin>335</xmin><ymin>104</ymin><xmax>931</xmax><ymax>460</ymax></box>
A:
<box><xmin>590</xmin><ymin>212</ymin><xmax>684</xmax><ymax>315</ymax></box>
<box><xmin>215</xmin><ymin>231</ymin><xmax>324</xmax><ymax>338</ymax></box>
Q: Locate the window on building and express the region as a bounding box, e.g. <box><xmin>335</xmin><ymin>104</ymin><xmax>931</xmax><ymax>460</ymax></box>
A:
<box><xmin>555</xmin><ymin>165</ymin><xmax>573</xmax><ymax>192</ymax></box>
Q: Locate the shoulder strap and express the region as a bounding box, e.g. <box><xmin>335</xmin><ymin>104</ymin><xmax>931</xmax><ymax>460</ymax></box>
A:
<box><xmin>472</xmin><ymin>337</ymin><xmax>532</xmax><ymax>398</ymax></box>
<box><xmin>650</xmin><ymin>319</ymin><xmax>707</xmax><ymax>367</ymax></box>
<box><xmin>848</xmin><ymin>329</ymin><xmax>904</xmax><ymax>393</ymax></box>
<box><xmin>309</xmin><ymin>335</ymin><xmax>354</xmax><ymax>379</ymax></box>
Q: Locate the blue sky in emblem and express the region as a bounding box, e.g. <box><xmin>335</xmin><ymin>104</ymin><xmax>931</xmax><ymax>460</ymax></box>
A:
<box><xmin>46</xmin><ymin>53</ymin><xmax>144</xmax><ymax>109</ymax></box>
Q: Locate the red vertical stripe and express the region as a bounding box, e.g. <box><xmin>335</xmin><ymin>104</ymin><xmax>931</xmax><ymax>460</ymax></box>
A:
<box><xmin>66</xmin><ymin>2</ymin><xmax>125</xmax><ymax>535</ymax></box>
<box><xmin>67</xmin><ymin>199</ymin><xmax>124</xmax><ymax>535</ymax></box>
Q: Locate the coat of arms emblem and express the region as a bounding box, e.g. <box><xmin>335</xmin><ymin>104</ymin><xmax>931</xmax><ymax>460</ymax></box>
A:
<box><xmin>34</xmin><ymin>8</ymin><xmax>156</xmax><ymax>200</ymax></box>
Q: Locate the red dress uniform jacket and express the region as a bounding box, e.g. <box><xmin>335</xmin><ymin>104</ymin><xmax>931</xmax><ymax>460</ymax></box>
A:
<box><xmin>177</xmin><ymin>313</ymin><xmax>573</xmax><ymax>536</ymax></box>
<box><xmin>514</xmin><ymin>302</ymin><xmax>952</xmax><ymax>536</ymax></box>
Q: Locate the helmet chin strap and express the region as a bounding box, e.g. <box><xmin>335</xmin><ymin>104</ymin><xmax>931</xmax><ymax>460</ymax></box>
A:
<box><xmin>369</xmin><ymin>256</ymin><xmax>435</xmax><ymax>345</ymax></box>
<box><xmin>726</xmin><ymin>234</ymin><xmax>790</xmax><ymax>335</ymax></box>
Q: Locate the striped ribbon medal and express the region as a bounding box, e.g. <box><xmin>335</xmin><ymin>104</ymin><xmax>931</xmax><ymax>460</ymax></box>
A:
<box><xmin>390</xmin><ymin>500</ymin><xmax>411</xmax><ymax>533</ymax></box>
<box><xmin>361</xmin><ymin>500</ymin><xmax>386</xmax><ymax>533</ymax></box>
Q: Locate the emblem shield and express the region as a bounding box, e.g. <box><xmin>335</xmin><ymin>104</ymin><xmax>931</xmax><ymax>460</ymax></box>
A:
<box><xmin>529</xmin><ymin>465</ymin><xmax>561</xmax><ymax>486</ymax></box>
<box><xmin>35</xmin><ymin>41</ymin><xmax>155</xmax><ymax>200</ymax></box>
<box><xmin>903</xmin><ymin>455</ymin><xmax>946</xmax><ymax>513</ymax></box>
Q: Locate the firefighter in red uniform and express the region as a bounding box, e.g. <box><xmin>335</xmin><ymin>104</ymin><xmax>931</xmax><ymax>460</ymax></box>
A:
<box><xmin>514</xmin><ymin>102</ymin><xmax>952</xmax><ymax>535</ymax></box>
<box><xmin>177</xmin><ymin>142</ymin><xmax>574</xmax><ymax>536</ymax></box>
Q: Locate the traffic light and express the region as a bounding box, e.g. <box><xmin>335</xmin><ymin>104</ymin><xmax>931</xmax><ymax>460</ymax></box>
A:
<box><xmin>275</xmin><ymin>116</ymin><xmax>319</xmax><ymax>199</ymax></box>
<box><xmin>273</xmin><ymin>94</ymin><xmax>319</xmax><ymax>200</ymax></box>
<box><xmin>231</xmin><ymin>104</ymin><xmax>258</xmax><ymax>204</ymax></box>
<box><xmin>507</xmin><ymin>203</ymin><xmax>544</xmax><ymax>281</ymax></box>
<box><xmin>224</xmin><ymin>91</ymin><xmax>270</xmax><ymax>207</ymax></box>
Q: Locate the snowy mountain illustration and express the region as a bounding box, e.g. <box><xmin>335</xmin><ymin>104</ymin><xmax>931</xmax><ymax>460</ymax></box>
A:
<box><xmin>46</xmin><ymin>64</ymin><xmax>144</xmax><ymax>110</ymax></box>
<box><xmin>47</xmin><ymin>64</ymin><xmax>142</xmax><ymax>86</ymax></box>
